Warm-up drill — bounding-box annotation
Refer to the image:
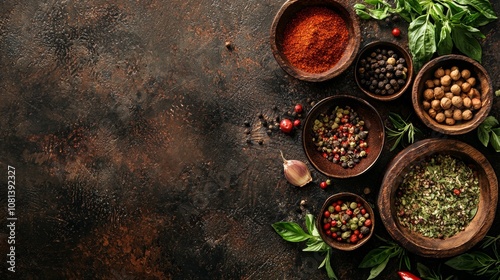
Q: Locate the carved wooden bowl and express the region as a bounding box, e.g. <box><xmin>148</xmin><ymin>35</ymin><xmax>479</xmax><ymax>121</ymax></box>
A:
<box><xmin>317</xmin><ymin>192</ymin><xmax>375</xmax><ymax>251</ymax></box>
<box><xmin>354</xmin><ymin>41</ymin><xmax>413</xmax><ymax>101</ymax></box>
<box><xmin>302</xmin><ymin>95</ymin><xmax>385</xmax><ymax>178</ymax></box>
<box><xmin>378</xmin><ymin>138</ymin><xmax>498</xmax><ymax>258</ymax></box>
<box><xmin>412</xmin><ymin>54</ymin><xmax>493</xmax><ymax>135</ymax></box>
<box><xmin>270</xmin><ymin>0</ymin><xmax>360</xmax><ymax>82</ymax></box>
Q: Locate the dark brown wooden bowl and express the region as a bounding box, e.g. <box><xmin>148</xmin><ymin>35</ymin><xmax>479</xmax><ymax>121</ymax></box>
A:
<box><xmin>317</xmin><ymin>192</ymin><xmax>375</xmax><ymax>251</ymax></box>
<box><xmin>302</xmin><ymin>95</ymin><xmax>385</xmax><ymax>178</ymax></box>
<box><xmin>412</xmin><ymin>54</ymin><xmax>493</xmax><ymax>135</ymax></box>
<box><xmin>270</xmin><ymin>0</ymin><xmax>360</xmax><ymax>82</ymax></box>
<box><xmin>355</xmin><ymin>41</ymin><xmax>413</xmax><ymax>101</ymax></box>
<box><xmin>378</xmin><ymin>138</ymin><xmax>498</xmax><ymax>258</ymax></box>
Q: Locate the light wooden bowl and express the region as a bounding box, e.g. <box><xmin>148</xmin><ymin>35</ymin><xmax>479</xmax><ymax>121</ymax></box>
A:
<box><xmin>378</xmin><ymin>138</ymin><xmax>498</xmax><ymax>258</ymax></box>
<box><xmin>355</xmin><ymin>41</ymin><xmax>413</xmax><ymax>101</ymax></box>
<box><xmin>412</xmin><ymin>54</ymin><xmax>493</xmax><ymax>135</ymax></box>
<box><xmin>270</xmin><ymin>0</ymin><xmax>360</xmax><ymax>82</ymax></box>
<box><xmin>302</xmin><ymin>95</ymin><xmax>385</xmax><ymax>178</ymax></box>
<box><xmin>317</xmin><ymin>192</ymin><xmax>375</xmax><ymax>251</ymax></box>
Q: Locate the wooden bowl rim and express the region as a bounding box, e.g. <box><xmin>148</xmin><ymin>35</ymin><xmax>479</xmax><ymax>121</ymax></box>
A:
<box><xmin>302</xmin><ymin>95</ymin><xmax>385</xmax><ymax>178</ymax></box>
<box><xmin>317</xmin><ymin>192</ymin><xmax>375</xmax><ymax>250</ymax></box>
<box><xmin>354</xmin><ymin>41</ymin><xmax>414</xmax><ymax>101</ymax></box>
<box><xmin>411</xmin><ymin>54</ymin><xmax>493</xmax><ymax>135</ymax></box>
<box><xmin>270</xmin><ymin>0</ymin><xmax>361</xmax><ymax>82</ymax></box>
<box><xmin>378</xmin><ymin>138</ymin><xmax>498</xmax><ymax>258</ymax></box>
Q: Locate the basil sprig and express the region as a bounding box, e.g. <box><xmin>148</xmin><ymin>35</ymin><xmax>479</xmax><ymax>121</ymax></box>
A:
<box><xmin>359</xmin><ymin>235</ymin><xmax>410</xmax><ymax>280</ymax></box>
<box><xmin>354</xmin><ymin>0</ymin><xmax>498</xmax><ymax>69</ymax></box>
<box><xmin>272</xmin><ymin>214</ymin><xmax>338</xmax><ymax>280</ymax></box>
<box><xmin>445</xmin><ymin>235</ymin><xmax>500</xmax><ymax>280</ymax></box>
<box><xmin>385</xmin><ymin>112</ymin><xmax>421</xmax><ymax>151</ymax></box>
<box><xmin>477</xmin><ymin>116</ymin><xmax>500</xmax><ymax>152</ymax></box>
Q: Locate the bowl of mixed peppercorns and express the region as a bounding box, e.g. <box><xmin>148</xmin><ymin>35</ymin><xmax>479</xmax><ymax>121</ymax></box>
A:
<box><xmin>302</xmin><ymin>95</ymin><xmax>385</xmax><ymax>178</ymax></box>
<box><xmin>355</xmin><ymin>41</ymin><xmax>413</xmax><ymax>101</ymax></box>
<box><xmin>317</xmin><ymin>192</ymin><xmax>375</xmax><ymax>250</ymax></box>
<box><xmin>412</xmin><ymin>54</ymin><xmax>493</xmax><ymax>135</ymax></box>
<box><xmin>378</xmin><ymin>138</ymin><xmax>498</xmax><ymax>258</ymax></box>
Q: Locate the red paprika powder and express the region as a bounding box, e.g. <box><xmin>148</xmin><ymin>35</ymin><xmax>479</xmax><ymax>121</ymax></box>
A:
<box><xmin>282</xmin><ymin>6</ymin><xmax>350</xmax><ymax>74</ymax></box>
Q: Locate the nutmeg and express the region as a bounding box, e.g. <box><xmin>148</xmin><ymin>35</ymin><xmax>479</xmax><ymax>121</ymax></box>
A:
<box><xmin>466</xmin><ymin>77</ymin><xmax>476</xmax><ymax>87</ymax></box>
<box><xmin>450</xmin><ymin>69</ymin><xmax>461</xmax><ymax>81</ymax></box>
<box><xmin>461</xmin><ymin>69</ymin><xmax>471</xmax><ymax>79</ymax></box>
<box><xmin>434</xmin><ymin>87</ymin><xmax>445</xmax><ymax>99</ymax></box>
<box><xmin>425</xmin><ymin>79</ymin><xmax>435</xmax><ymax>88</ymax></box>
<box><xmin>451</xmin><ymin>96</ymin><xmax>463</xmax><ymax>108</ymax></box>
<box><xmin>431</xmin><ymin>99</ymin><xmax>442</xmax><ymax>111</ymax></box>
<box><xmin>423</xmin><ymin>88</ymin><xmax>434</xmax><ymax>100</ymax></box>
<box><xmin>462</xmin><ymin>109</ymin><xmax>473</xmax><ymax>121</ymax></box>
<box><xmin>453</xmin><ymin>109</ymin><xmax>463</xmax><ymax>121</ymax></box>
<box><xmin>450</xmin><ymin>84</ymin><xmax>461</xmax><ymax>95</ymax></box>
<box><xmin>428</xmin><ymin>108</ymin><xmax>438</xmax><ymax>118</ymax></box>
<box><xmin>445</xmin><ymin>117</ymin><xmax>456</xmax><ymax>126</ymax></box>
<box><xmin>463</xmin><ymin>97</ymin><xmax>472</xmax><ymax>108</ymax></box>
<box><xmin>440</xmin><ymin>97</ymin><xmax>452</xmax><ymax>110</ymax></box>
<box><xmin>435</xmin><ymin>112</ymin><xmax>445</xmax><ymax>123</ymax></box>
<box><xmin>434</xmin><ymin>67</ymin><xmax>445</xmax><ymax>78</ymax></box>
<box><xmin>440</xmin><ymin>75</ymin><xmax>452</xmax><ymax>86</ymax></box>
<box><xmin>472</xmin><ymin>98</ymin><xmax>482</xmax><ymax>110</ymax></box>
<box><xmin>461</xmin><ymin>82</ymin><xmax>472</xmax><ymax>93</ymax></box>
<box><xmin>444</xmin><ymin>109</ymin><xmax>453</xmax><ymax>118</ymax></box>
<box><xmin>423</xmin><ymin>100</ymin><xmax>431</xmax><ymax>111</ymax></box>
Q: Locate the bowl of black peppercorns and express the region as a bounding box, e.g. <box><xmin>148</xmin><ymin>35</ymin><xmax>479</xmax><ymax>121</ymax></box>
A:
<box><xmin>355</xmin><ymin>41</ymin><xmax>413</xmax><ymax>101</ymax></box>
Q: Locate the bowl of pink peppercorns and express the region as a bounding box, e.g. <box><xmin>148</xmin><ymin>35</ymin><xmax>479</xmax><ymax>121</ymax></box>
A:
<box><xmin>317</xmin><ymin>192</ymin><xmax>375</xmax><ymax>250</ymax></box>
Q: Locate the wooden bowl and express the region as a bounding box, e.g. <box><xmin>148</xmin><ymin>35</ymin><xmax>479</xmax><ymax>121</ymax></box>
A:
<box><xmin>302</xmin><ymin>95</ymin><xmax>385</xmax><ymax>178</ymax></box>
<box><xmin>317</xmin><ymin>192</ymin><xmax>375</xmax><ymax>250</ymax></box>
<box><xmin>270</xmin><ymin>0</ymin><xmax>360</xmax><ymax>82</ymax></box>
<box><xmin>355</xmin><ymin>41</ymin><xmax>413</xmax><ymax>101</ymax></box>
<box><xmin>378</xmin><ymin>138</ymin><xmax>498</xmax><ymax>258</ymax></box>
<box><xmin>412</xmin><ymin>54</ymin><xmax>493</xmax><ymax>135</ymax></box>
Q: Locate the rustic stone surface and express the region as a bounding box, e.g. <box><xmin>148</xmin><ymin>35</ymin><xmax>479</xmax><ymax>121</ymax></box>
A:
<box><xmin>0</xmin><ymin>0</ymin><xmax>499</xmax><ymax>279</ymax></box>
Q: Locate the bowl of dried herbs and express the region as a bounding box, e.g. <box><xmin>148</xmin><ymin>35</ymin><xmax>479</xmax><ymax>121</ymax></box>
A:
<box><xmin>378</xmin><ymin>138</ymin><xmax>498</xmax><ymax>258</ymax></box>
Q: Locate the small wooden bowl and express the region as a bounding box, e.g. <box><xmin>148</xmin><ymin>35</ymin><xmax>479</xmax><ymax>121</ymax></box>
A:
<box><xmin>378</xmin><ymin>139</ymin><xmax>498</xmax><ymax>258</ymax></box>
<box><xmin>270</xmin><ymin>0</ymin><xmax>360</xmax><ymax>82</ymax></box>
<box><xmin>302</xmin><ymin>95</ymin><xmax>385</xmax><ymax>178</ymax></box>
<box><xmin>317</xmin><ymin>192</ymin><xmax>375</xmax><ymax>251</ymax></box>
<box><xmin>355</xmin><ymin>41</ymin><xmax>413</xmax><ymax>101</ymax></box>
<box><xmin>412</xmin><ymin>54</ymin><xmax>493</xmax><ymax>135</ymax></box>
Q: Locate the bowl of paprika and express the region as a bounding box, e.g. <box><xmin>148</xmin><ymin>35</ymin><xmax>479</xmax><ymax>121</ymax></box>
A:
<box><xmin>270</xmin><ymin>0</ymin><xmax>361</xmax><ymax>82</ymax></box>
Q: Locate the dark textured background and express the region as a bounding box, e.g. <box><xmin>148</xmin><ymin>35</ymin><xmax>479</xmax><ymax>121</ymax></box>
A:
<box><xmin>0</xmin><ymin>0</ymin><xmax>499</xmax><ymax>279</ymax></box>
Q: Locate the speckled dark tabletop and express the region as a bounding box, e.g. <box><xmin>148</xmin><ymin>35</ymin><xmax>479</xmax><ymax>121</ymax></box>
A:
<box><xmin>0</xmin><ymin>0</ymin><xmax>499</xmax><ymax>279</ymax></box>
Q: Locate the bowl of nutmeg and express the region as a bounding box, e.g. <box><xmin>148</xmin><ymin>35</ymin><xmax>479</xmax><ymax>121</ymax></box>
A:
<box><xmin>412</xmin><ymin>54</ymin><xmax>493</xmax><ymax>135</ymax></box>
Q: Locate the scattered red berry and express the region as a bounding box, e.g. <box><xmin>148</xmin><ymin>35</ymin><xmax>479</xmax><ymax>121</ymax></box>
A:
<box><xmin>293</xmin><ymin>119</ymin><xmax>301</xmax><ymax>127</ymax></box>
<box><xmin>392</xmin><ymin>27</ymin><xmax>401</xmax><ymax>37</ymax></box>
<box><xmin>279</xmin><ymin>118</ymin><xmax>293</xmax><ymax>133</ymax></box>
<box><xmin>453</xmin><ymin>189</ymin><xmax>461</xmax><ymax>196</ymax></box>
<box><xmin>320</xmin><ymin>181</ymin><xmax>328</xmax><ymax>189</ymax></box>
<box><xmin>294</xmin><ymin>104</ymin><xmax>303</xmax><ymax>113</ymax></box>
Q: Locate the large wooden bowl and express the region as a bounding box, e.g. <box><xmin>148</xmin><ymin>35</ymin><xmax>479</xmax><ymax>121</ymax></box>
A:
<box><xmin>302</xmin><ymin>95</ymin><xmax>385</xmax><ymax>178</ymax></box>
<box><xmin>270</xmin><ymin>0</ymin><xmax>360</xmax><ymax>82</ymax></box>
<box><xmin>317</xmin><ymin>192</ymin><xmax>375</xmax><ymax>251</ymax></box>
<box><xmin>355</xmin><ymin>41</ymin><xmax>413</xmax><ymax>101</ymax></box>
<box><xmin>378</xmin><ymin>139</ymin><xmax>498</xmax><ymax>258</ymax></box>
<box><xmin>412</xmin><ymin>54</ymin><xmax>493</xmax><ymax>135</ymax></box>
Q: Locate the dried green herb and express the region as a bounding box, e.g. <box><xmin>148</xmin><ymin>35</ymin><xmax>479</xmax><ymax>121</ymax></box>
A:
<box><xmin>395</xmin><ymin>154</ymin><xmax>480</xmax><ymax>238</ymax></box>
<box><xmin>272</xmin><ymin>214</ymin><xmax>338</xmax><ymax>280</ymax></box>
<box><xmin>359</xmin><ymin>235</ymin><xmax>410</xmax><ymax>280</ymax></box>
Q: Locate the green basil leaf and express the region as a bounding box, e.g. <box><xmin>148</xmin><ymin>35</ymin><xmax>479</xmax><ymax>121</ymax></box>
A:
<box><xmin>323</xmin><ymin>250</ymin><xmax>339</xmax><ymax>280</ymax></box>
<box><xmin>451</xmin><ymin>27</ymin><xmax>482</xmax><ymax>62</ymax></box>
<box><xmin>458</xmin><ymin>23</ymin><xmax>486</xmax><ymax>38</ymax></box>
<box><xmin>359</xmin><ymin>248</ymin><xmax>391</xmax><ymax>268</ymax></box>
<box><xmin>409</xmin><ymin>15</ymin><xmax>436</xmax><ymax>69</ymax></box>
<box><xmin>490</xmin><ymin>132</ymin><xmax>500</xmax><ymax>152</ymax></box>
<box><xmin>445</xmin><ymin>252</ymin><xmax>493</xmax><ymax>271</ymax></box>
<box><xmin>272</xmin><ymin>222</ymin><xmax>312</xmax><ymax>242</ymax></box>
<box><xmin>368</xmin><ymin>7</ymin><xmax>390</xmax><ymax>20</ymax></box>
<box><xmin>482</xmin><ymin>116</ymin><xmax>499</xmax><ymax>128</ymax></box>
<box><xmin>478</xmin><ymin>126</ymin><xmax>490</xmax><ymax>147</ymax></box>
<box><xmin>303</xmin><ymin>239</ymin><xmax>326</xmax><ymax>252</ymax></box>
<box><xmin>305</xmin><ymin>214</ymin><xmax>314</xmax><ymax>235</ymax></box>
<box><xmin>416</xmin><ymin>262</ymin><xmax>433</xmax><ymax>278</ymax></box>
<box><xmin>367</xmin><ymin>257</ymin><xmax>390</xmax><ymax>280</ymax></box>
<box><xmin>455</xmin><ymin>0</ymin><xmax>497</xmax><ymax>20</ymax></box>
<box><xmin>437</xmin><ymin>21</ymin><xmax>453</xmax><ymax>55</ymax></box>
<box><xmin>406</xmin><ymin>0</ymin><xmax>423</xmax><ymax>14</ymax></box>
<box><xmin>492</xmin><ymin>127</ymin><xmax>500</xmax><ymax>135</ymax></box>
<box><xmin>429</xmin><ymin>3</ymin><xmax>444</xmax><ymax>22</ymax></box>
<box><xmin>356</xmin><ymin>9</ymin><xmax>373</xmax><ymax>20</ymax></box>
<box><xmin>451</xmin><ymin>9</ymin><xmax>468</xmax><ymax>23</ymax></box>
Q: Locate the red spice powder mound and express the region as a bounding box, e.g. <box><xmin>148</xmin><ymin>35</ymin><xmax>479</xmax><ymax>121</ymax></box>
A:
<box><xmin>282</xmin><ymin>6</ymin><xmax>350</xmax><ymax>74</ymax></box>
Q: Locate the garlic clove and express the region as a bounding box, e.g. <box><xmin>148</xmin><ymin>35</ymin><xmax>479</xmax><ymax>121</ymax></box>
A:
<box><xmin>280</xmin><ymin>150</ymin><xmax>312</xmax><ymax>187</ymax></box>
